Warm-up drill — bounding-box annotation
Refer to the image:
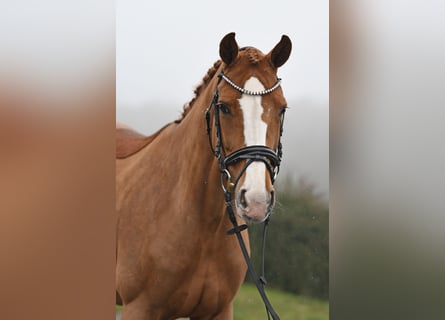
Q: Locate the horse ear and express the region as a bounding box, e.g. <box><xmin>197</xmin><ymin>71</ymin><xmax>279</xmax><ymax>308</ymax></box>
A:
<box><xmin>219</xmin><ymin>32</ymin><xmax>239</xmax><ymax>66</ymax></box>
<box><xmin>268</xmin><ymin>35</ymin><xmax>292</xmax><ymax>68</ymax></box>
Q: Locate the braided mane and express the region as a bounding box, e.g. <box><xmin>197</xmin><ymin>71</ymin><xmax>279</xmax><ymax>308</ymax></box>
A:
<box><xmin>175</xmin><ymin>48</ymin><xmax>262</xmax><ymax>123</ymax></box>
<box><xmin>176</xmin><ymin>60</ymin><xmax>222</xmax><ymax>123</ymax></box>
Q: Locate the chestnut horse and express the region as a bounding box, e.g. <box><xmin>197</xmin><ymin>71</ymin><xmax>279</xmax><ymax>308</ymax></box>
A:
<box><xmin>116</xmin><ymin>33</ymin><xmax>291</xmax><ymax>319</ymax></box>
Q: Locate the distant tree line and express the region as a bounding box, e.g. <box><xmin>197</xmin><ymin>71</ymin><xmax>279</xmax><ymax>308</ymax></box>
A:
<box><xmin>246</xmin><ymin>177</ymin><xmax>329</xmax><ymax>300</ymax></box>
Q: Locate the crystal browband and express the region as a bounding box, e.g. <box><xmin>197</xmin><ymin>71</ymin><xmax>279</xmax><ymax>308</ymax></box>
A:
<box><xmin>219</xmin><ymin>73</ymin><xmax>282</xmax><ymax>96</ymax></box>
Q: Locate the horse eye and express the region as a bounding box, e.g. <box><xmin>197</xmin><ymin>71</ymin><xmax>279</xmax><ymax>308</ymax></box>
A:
<box><xmin>219</xmin><ymin>103</ymin><xmax>231</xmax><ymax>115</ymax></box>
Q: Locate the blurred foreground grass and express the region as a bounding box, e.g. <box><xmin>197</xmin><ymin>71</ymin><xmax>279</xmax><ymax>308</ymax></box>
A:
<box><xmin>116</xmin><ymin>283</ymin><xmax>329</xmax><ymax>320</ymax></box>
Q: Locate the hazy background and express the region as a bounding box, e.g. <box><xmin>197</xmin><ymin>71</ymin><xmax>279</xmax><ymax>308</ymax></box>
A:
<box><xmin>116</xmin><ymin>0</ymin><xmax>329</xmax><ymax>197</ymax></box>
<box><xmin>3</xmin><ymin>1</ymin><xmax>445</xmax><ymax>319</ymax></box>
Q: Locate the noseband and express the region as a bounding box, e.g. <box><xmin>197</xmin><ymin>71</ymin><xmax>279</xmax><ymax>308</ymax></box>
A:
<box><xmin>205</xmin><ymin>72</ymin><xmax>285</xmax><ymax>320</ymax></box>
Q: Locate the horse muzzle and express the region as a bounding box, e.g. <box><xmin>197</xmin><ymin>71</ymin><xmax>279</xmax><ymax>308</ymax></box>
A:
<box><xmin>235</xmin><ymin>184</ymin><xmax>275</xmax><ymax>224</ymax></box>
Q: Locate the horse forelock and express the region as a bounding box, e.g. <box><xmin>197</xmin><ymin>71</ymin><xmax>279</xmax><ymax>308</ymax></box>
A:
<box><xmin>242</xmin><ymin>47</ymin><xmax>263</xmax><ymax>65</ymax></box>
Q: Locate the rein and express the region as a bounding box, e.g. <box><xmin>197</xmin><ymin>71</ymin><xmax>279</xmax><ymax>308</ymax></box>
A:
<box><xmin>205</xmin><ymin>72</ymin><xmax>285</xmax><ymax>320</ymax></box>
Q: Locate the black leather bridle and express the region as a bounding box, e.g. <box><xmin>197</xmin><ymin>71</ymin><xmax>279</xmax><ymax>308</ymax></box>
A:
<box><xmin>205</xmin><ymin>72</ymin><xmax>285</xmax><ymax>193</ymax></box>
<box><xmin>205</xmin><ymin>72</ymin><xmax>285</xmax><ymax>320</ymax></box>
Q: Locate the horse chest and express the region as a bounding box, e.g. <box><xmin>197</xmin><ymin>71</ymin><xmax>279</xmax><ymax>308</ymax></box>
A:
<box><xmin>168</xmin><ymin>241</ymin><xmax>246</xmax><ymax>317</ymax></box>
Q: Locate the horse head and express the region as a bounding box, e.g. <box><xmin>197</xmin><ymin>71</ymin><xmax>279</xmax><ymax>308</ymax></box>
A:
<box><xmin>210</xmin><ymin>32</ymin><xmax>292</xmax><ymax>224</ymax></box>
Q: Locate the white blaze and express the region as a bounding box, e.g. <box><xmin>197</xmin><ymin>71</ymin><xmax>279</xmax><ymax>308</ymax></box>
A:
<box><xmin>238</xmin><ymin>77</ymin><xmax>268</xmax><ymax>202</ymax></box>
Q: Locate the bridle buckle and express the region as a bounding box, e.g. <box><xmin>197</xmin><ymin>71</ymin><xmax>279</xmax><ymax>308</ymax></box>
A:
<box><xmin>221</xmin><ymin>169</ymin><xmax>235</xmax><ymax>193</ymax></box>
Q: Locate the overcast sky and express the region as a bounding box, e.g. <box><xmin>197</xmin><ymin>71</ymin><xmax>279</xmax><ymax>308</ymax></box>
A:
<box><xmin>116</xmin><ymin>0</ymin><xmax>328</xmax><ymax>195</ymax></box>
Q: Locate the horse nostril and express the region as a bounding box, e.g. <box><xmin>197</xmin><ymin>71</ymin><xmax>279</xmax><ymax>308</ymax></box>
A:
<box><xmin>240</xmin><ymin>189</ymin><xmax>248</xmax><ymax>208</ymax></box>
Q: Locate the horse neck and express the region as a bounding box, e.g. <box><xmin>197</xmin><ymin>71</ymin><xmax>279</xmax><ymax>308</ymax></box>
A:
<box><xmin>169</xmin><ymin>73</ymin><xmax>223</xmax><ymax>202</ymax></box>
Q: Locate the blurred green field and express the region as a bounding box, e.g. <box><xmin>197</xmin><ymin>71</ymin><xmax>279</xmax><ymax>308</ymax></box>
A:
<box><xmin>234</xmin><ymin>284</ymin><xmax>328</xmax><ymax>320</ymax></box>
<box><xmin>116</xmin><ymin>284</ymin><xmax>329</xmax><ymax>319</ymax></box>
